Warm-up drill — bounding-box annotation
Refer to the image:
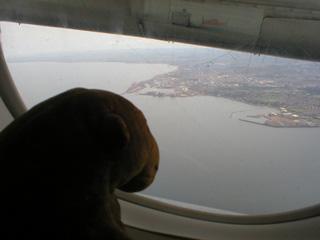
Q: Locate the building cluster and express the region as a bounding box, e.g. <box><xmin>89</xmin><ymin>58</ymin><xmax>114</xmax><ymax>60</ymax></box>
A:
<box><xmin>265</xmin><ymin>107</ymin><xmax>320</xmax><ymax>127</ymax></box>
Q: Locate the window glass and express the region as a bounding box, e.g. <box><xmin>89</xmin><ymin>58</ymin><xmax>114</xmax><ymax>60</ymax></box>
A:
<box><xmin>2</xmin><ymin>22</ymin><xmax>320</xmax><ymax>215</ymax></box>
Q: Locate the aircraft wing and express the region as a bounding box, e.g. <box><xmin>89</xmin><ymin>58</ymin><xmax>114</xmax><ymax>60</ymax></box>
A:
<box><xmin>1</xmin><ymin>0</ymin><xmax>320</xmax><ymax>61</ymax></box>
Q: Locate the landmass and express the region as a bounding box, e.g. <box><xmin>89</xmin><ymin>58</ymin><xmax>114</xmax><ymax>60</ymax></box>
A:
<box><xmin>125</xmin><ymin>51</ymin><xmax>320</xmax><ymax>128</ymax></box>
<box><xmin>241</xmin><ymin>110</ymin><xmax>320</xmax><ymax>128</ymax></box>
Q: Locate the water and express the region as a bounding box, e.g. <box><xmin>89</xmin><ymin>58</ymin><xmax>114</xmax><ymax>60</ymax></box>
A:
<box><xmin>8</xmin><ymin>62</ymin><xmax>177</xmax><ymax>107</ymax></box>
<box><xmin>8</xmin><ymin>62</ymin><xmax>320</xmax><ymax>215</ymax></box>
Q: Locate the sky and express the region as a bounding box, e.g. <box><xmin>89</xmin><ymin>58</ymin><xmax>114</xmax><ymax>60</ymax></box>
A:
<box><xmin>0</xmin><ymin>22</ymin><xmax>192</xmax><ymax>57</ymax></box>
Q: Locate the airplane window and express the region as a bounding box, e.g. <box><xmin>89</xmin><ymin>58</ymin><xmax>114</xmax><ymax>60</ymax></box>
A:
<box><xmin>2</xmin><ymin>21</ymin><xmax>320</xmax><ymax>215</ymax></box>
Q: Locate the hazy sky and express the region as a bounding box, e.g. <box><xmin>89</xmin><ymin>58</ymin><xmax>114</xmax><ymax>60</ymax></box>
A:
<box><xmin>0</xmin><ymin>22</ymin><xmax>192</xmax><ymax>57</ymax></box>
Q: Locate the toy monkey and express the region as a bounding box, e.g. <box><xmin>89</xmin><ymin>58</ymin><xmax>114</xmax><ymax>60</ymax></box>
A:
<box><xmin>0</xmin><ymin>88</ymin><xmax>159</xmax><ymax>240</ymax></box>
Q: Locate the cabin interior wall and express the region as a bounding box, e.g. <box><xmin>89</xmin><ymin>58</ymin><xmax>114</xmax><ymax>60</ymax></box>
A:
<box><xmin>0</xmin><ymin>97</ymin><xmax>14</xmax><ymax>132</ymax></box>
<box><xmin>126</xmin><ymin>226</ymin><xmax>186</xmax><ymax>240</ymax></box>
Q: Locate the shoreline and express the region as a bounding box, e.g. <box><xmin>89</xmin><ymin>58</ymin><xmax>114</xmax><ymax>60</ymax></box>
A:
<box><xmin>130</xmin><ymin>91</ymin><xmax>320</xmax><ymax>129</ymax></box>
<box><xmin>239</xmin><ymin>119</ymin><xmax>319</xmax><ymax>128</ymax></box>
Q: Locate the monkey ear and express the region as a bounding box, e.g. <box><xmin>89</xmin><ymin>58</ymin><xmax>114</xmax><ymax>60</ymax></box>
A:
<box><xmin>102</xmin><ymin>114</ymin><xmax>130</xmax><ymax>150</ymax></box>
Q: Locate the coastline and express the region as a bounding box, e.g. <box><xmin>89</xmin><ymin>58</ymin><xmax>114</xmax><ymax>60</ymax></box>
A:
<box><xmin>239</xmin><ymin>119</ymin><xmax>319</xmax><ymax>128</ymax></box>
<box><xmin>127</xmin><ymin>85</ymin><xmax>320</xmax><ymax>128</ymax></box>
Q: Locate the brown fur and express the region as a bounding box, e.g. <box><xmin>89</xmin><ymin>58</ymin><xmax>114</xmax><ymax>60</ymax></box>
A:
<box><xmin>0</xmin><ymin>88</ymin><xmax>159</xmax><ymax>240</ymax></box>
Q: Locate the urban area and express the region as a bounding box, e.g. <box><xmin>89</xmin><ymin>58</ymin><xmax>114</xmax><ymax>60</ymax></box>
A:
<box><xmin>126</xmin><ymin>51</ymin><xmax>320</xmax><ymax>128</ymax></box>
